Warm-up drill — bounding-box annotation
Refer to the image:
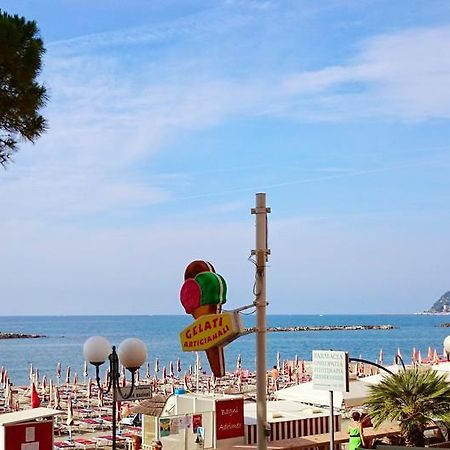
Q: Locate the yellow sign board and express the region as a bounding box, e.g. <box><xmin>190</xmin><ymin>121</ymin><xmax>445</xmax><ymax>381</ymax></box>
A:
<box><xmin>180</xmin><ymin>312</ymin><xmax>242</xmax><ymax>352</ymax></box>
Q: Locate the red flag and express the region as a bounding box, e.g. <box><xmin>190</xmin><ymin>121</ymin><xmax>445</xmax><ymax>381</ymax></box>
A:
<box><xmin>31</xmin><ymin>382</ymin><xmax>41</xmax><ymax>408</ymax></box>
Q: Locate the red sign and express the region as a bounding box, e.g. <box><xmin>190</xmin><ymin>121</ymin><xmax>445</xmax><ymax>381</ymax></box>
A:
<box><xmin>4</xmin><ymin>420</ymin><xmax>53</xmax><ymax>450</ymax></box>
<box><xmin>215</xmin><ymin>398</ymin><xmax>244</xmax><ymax>440</ymax></box>
<box><xmin>192</xmin><ymin>414</ymin><xmax>202</xmax><ymax>433</ymax></box>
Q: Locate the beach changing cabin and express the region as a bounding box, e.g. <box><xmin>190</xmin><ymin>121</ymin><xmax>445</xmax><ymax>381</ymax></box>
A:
<box><xmin>133</xmin><ymin>391</ymin><xmax>245</xmax><ymax>449</ymax></box>
<box><xmin>0</xmin><ymin>407</ymin><xmax>61</xmax><ymax>450</ymax></box>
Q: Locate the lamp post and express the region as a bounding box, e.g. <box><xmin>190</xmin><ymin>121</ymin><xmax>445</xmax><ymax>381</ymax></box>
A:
<box><xmin>443</xmin><ymin>336</ymin><xmax>450</xmax><ymax>361</ymax></box>
<box><xmin>83</xmin><ymin>336</ymin><xmax>148</xmax><ymax>450</ymax></box>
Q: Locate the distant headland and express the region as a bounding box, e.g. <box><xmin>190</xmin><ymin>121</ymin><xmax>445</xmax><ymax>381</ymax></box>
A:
<box><xmin>0</xmin><ymin>332</ymin><xmax>46</xmax><ymax>339</ymax></box>
<box><xmin>423</xmin><ymin>290</ymin><xmax>450</xmax><ymax>314</ymax></box>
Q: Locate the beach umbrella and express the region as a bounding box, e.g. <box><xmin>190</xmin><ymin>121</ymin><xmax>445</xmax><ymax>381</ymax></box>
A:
<box><xmin>188</xmin><ymin>365</ymin><xmax>193</xmax><ymax>376</ymax></box>
<box><xmin>83</xmin><ymin>360</ymin><xmax>88</xmax><ymax>378</ymax></box>
<box><xmin>41</xmin><ymin>375</ymin><xmax>47</xmax><ymax>395</ymax></box>
<box><xmin>136</xmin><ymin>368</ymin><xmax>140</xmax><ymax>382</ymax></box>
<box><xmin>56</xmin><ymin>362</ymin><xmax>61</xmax><ymax>379</ymax></box>
<box><xmin>183</xmin><ymin>373</ymin><xmax>188</xmax><ymax>390</ymax></box>
<box><xmin>31</xmin><ymin>382</ymin><xmax>41</xmax><ymax>408</ymax></box>
<box><xmin>276</xmin><ymin>352</ymin><xmax>281</xmax><ymax>370</ymax></box>
<box><xmin>433</xmin><ymin>349</ymin><xmax>439</xmax><ymax>364</ymax></box>
<box><xmin>418</xmin><ymin>350</ymin><xmax>423</xmax><ymax>365</ymax></box>
<box><xmin>154</xmin><ymin>358</ymin><xmax>160</xmax><ymax>374</ymax></box>
<box><xmin>4</xmin><ymin>383</ymin><xmax>11</xmax><ymax>410</ymax></box>
<box><xmin>176</xmin><ymin>358</ymin><xmax>181</xmax><ymax>374</ymax></box>
<box><xmin>428</xmin><ymin>346</ymin><xmax>433</xmax><ymax>361</ymax></box>
<box><xmin>294</xmin><ymin>354</ymin><xmax>299</xmax><ymax>368</ymax></box>
<box><xmin>48</xmin><ymin>379</ymin><xmax>53</xmax><ymax>408</ymax></box>
<box><xmin>378</xmin><ymin>348</ymin><xmax>384</xmax><ymax>365</ymax></box>
<box><xmin>98</xmin><ymin>389</ymin><xmax>104</xmax><ymax>407</ymax></box>
<box><xmin>169</xmin><ymin>361</ymin><xmax>174</xmax><ymax>378</ymax></box>
<box><xmin>65</xmin><ymin>366</ymin><xmax>71</xmax><ymax>384</ymax></box>
<box><xmin>396</xmin><ymin>347</ymin><xmax>402</xmax><ymax>359</ymax></box>
<box><xmin>35</xmin><ymin>369</ymin><xmax>40</xmax><ymax>385</ymax></box>
<box><xmin>236</xmin><ymin>354</ymin><xmax>242</xmax><ymax>371</ymax></box>
<box><xmin>301</xmin><ymin>360</ymin><xmax>306</xmax><ymax>375</ymax></box>
<box><xmin>162</xmin><ymin>366</ymin><xmax>167</xmax><ymax>384</ymax></box>
<box><xmin>29</xmin><ymin>363</ymin><xmax>33</xmax><ymax>382</ymax></box>
<box><xmin>87</xmin><ymin>378</ymin><xmax>92</xmax><ymax>399</ymax></box>
<box><xmin>412</xmin><ymin>347</ymin><xmax>417</xmax><ymax>364</ymax></box>
<box><xmin>104</xmin><ymin>368</ymin><xmax>110</xmax><ymax>387</ymax></box>
<box><xmin>146</xmin><ymin>362</ymin><xmax>150</xmax><ymax>379</ymax></box>
<box><xmin>152</xmin><ymin>375</ymin><xmax>158</xmax><ymax>392</ymax></box>
<box><xmin>54</xmin><ymin>386</ymin><xmax>61</xmax><ymax>410</ymax></box>
<box><xmin>66</xmin><ymin>396</ymin><xmax>74</xmax><ymax>426</ymax></box>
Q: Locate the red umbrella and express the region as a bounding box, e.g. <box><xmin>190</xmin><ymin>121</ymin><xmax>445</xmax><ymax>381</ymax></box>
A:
<box><xmin>31</xmin><ymin>382</ymin><xmax>41</xmax><ymax>408</ymax></box>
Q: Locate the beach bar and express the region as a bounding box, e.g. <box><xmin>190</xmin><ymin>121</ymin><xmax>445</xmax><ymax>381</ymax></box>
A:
<box><xmin>0</xmin><ymin>407</ymin><xmax>61</xmax><ymax>450</ymax></box>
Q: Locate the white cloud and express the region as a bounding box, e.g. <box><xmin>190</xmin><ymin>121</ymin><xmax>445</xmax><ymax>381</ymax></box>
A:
<box><xmin>282</xmin><ymin>25</ymin><xmax>450</xmax><ymax>121</ymax></box>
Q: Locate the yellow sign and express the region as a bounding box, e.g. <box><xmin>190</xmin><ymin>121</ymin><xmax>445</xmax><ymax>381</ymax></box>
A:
<box><xmin>180</xmin><ymin>312</ymin><xmax>242</xmax><ymax>352</ymax></box>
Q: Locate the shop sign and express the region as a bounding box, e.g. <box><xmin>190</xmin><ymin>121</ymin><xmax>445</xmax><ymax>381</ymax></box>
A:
<box><xmin>180</xmin><ymin>312</ymin><xmax>242</xmax><ymax>352</ymax></box>
<box><xmin>312</xmin><ymin>350</ymin><xmax>349</xmax><ymax>392</ymax></box>
<box><xmin>215</xmin><ymin>398</ymin><xmax>244</xmax><ymax>440</ymax></box>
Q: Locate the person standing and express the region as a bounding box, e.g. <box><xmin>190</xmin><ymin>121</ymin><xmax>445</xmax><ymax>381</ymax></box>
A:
<box><xmin>271</xmin><ymin>365</ymin><xmax>279</xmax><ymax>391</ymax></box>
<box><xmin>348</xmin><ymin>411</ymin><xmax>366</xmax><ymax>450</ymax></box>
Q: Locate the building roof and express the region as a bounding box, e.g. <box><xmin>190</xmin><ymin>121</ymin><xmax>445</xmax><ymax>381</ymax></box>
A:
<box><xmin>0</xmin><ymin>408</ymin><xmax>62</xmax><ymax>425</ymax></box>
<box><xmin>131</xmin><ymin>394</ymin><xmax>170</xmax><ymax>417</ymax></box>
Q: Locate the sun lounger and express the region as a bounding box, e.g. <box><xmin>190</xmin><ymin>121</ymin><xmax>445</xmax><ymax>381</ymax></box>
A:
<box><xmin>54</xmin><ymin>441</ymin><xmax>76</xmax><ymax>449</ymax></box>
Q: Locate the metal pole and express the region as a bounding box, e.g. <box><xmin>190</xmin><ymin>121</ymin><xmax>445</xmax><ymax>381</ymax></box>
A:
<box><xmin>110</xmin><ymin>348</ymin><xmax>118</xmax><ymax>450</ymax></box>
<box><xmin>329</xmin><ymin>391</ymin><xmax>334</xmax><ymax>450</ymax></box>
<box><xmin>252</xmin><ymin>193</ymin><xmax>270</xmax><ymax>450</ymax></box>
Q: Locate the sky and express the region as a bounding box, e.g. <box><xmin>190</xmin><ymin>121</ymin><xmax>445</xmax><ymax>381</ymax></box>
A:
<box><xmin>1</xmin><ymin>0</ymin><xmax>449</xmax><ymax>315</ymax></box>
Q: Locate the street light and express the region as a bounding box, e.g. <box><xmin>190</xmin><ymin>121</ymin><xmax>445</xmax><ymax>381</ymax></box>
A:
<box><xmin>83</xmin><ymin>336</ymin><xmax>147</xmax><ymax>450</ymax></box>
<box><xmin>443</xmin><ymin>336</ymin><xmax>450</xmax><ymax>361</ymax></box>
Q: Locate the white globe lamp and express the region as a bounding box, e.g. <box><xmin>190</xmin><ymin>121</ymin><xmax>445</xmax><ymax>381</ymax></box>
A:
<box><xmin>118</xmin><ymin>338</ymin><xmax>147</xmax><ymax>370</ymax></box>
<box><xmin>83</xmin><ymin>336</ymin><xmax>112</xmax><ymax>365</ymax></box>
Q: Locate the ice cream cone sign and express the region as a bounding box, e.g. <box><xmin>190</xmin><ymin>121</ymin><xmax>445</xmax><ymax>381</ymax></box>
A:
<box><xmin>180</xmin><ymin>260</ymin><xmax>242</xmax><ymax>378</ymax></box>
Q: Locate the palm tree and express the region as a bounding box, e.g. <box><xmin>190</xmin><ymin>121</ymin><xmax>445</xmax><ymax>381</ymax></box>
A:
<box><xmin>366</xmin><ymin>367</ymin><xmax>450</xmax><ymax>446</ymax></box>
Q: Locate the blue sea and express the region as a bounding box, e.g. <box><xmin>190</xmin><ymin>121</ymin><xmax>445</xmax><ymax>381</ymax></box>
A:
<box><xmin>1</xmin><ymin>314</ymin><xmax>449</xmax><ymax>386</ymax></box>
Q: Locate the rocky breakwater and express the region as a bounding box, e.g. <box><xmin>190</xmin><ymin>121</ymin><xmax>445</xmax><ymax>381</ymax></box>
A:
<box><xmin>0</xmin><ymin>331</ymin><xmax>46</xmax><ymax>339</ymax></box>
<box><xmin>243</xmin><ymin>324</ymin><xmax>396</xmax><ymax>335</ymax></box>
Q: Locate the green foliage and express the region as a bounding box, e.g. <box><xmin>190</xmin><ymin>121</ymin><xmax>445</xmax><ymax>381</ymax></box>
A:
<box><xmin>366</xmin><ymin>367</ymin><xmax>450</xmax><ymax>446</ymax></box>
<box><xmin>0</xmin><ymin>9</ymin><xmax>47</xmax><ymax>166</ymax></box>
